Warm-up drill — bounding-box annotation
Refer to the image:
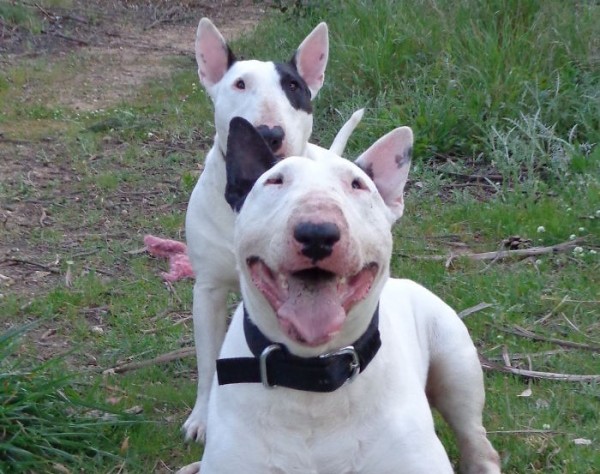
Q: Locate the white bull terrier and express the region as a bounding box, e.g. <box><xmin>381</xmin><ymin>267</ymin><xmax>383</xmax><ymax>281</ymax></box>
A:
<box><xmin>179</xmin><ymin>117</ymin><xmax>501</xmax><ymax>474</ymax></box>
<box><xmin>184</xmin><ymin>18</ymin><xmax>363</xmax><ymax>441</ymax></box>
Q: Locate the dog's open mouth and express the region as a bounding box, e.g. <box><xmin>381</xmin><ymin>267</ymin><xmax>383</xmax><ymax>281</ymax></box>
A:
<box><xmin>247</xmin><ymin>257</ymin><xmax>378</xmax><ymax>347</ymax></box>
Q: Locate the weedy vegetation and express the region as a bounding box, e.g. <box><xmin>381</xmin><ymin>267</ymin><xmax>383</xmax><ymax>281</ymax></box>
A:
<box><xmin>0</xmin><ymin>324</ymin><xmax>133</xmax><ymax>473</ymax></box>
<box><xmin>1</xmin><ymin>0</ymin><xmax>598</xmax><ymax>472</ymax></box>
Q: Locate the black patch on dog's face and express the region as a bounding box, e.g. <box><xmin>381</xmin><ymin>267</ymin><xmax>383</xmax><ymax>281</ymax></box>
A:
<box><xmin>274</xmin><ymin>60</ymin><xmax>312</xmax><ymax>114</ymax></box>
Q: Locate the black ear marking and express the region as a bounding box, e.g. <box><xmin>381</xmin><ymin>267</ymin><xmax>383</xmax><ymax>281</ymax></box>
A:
<box><xmin>225</xmin><ymin>117</ymin><xmax>277</xmax><ymax>212</ymax></box>
<box><xmin>226</xmin><ymin>45</ymin><xmax>236</xmax><ymax>68</ymax></box>
<box><xmin>395</xmin><ymin>146</ymin><xmax>412</xmax><ymax>168</ymax></box>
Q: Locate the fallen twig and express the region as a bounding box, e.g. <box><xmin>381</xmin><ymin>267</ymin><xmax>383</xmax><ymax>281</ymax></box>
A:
<box><xmin>458</xmin><ymin>302</ymin><xmax>493</xmax><ymax>319</ymax></box>
<box><xmin>541</xmin><ymin>296</ymin><xmax>600</xmax><ymax>304</ymax></box>
<box><xmin>487</xmin><ymin>429</ymin><xmax>563</xmax><ymax>436</ymax></box>
<box><xmin>83</xmin><ymin>265</ymin><xmax>114</xmax><ymax>277</ymax></box>
<box><xmin>103</xmin><ymin>347</ymin><xmax>194</xmax><ymax>374</ymax></box>
<box><xmin>485</xmin><ymin>348</ymin><xmax>569</xmax><ymax>362</ymax></box>
<box><xmin>62</xmin><ymin>13</ymin><xmax>90</xmax><ymax>24</ymax></box>
<box><xmin>437</xmin><ymin>169</ymin><xmax>505</xmax><ymax>183</ymax></box>
<box><xmin>3</xmin><ymin>257</ymin><xmax>60</xmax><ymax>274</ymax></box>
<box><xmin>497</xmin><ymin>325</ymin><xmax>600</xmax><ymax>352</ymax></box>
<box><xmin>401</xmin><ymin>237</ymin><xmax>585</xmax><ymax>263</ymax></box>
<box><xmin>33</xmin><ymin>1</ymin><xmax>53</xmax><ymax>19</ymax></box>
<box><xmin>442</xmin><ymin>182</ymin><xmax>498</xmax><ymax>190</ymax></box>
<box><xmin>41</xmin><ymin>28</ymin><xmax>90</xmax><ymax>45</ymax></box>
<box><xmin>479</xmin><ymin>355</ymin><xmax>600</xmax><ymax>382</ymax></box>
<box><xmin>117</xmin><ymin>189</ymin><xmax>163</xmax><ymax>196</ymax></box>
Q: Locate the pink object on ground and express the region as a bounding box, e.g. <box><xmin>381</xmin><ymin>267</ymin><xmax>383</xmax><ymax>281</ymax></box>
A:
<box><xmin>144</xmin><ymin>235</ymin><xmax>195</xmax><ymax>281</ymax></box>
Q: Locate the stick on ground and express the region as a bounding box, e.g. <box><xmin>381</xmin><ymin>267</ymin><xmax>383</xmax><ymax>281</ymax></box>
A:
<box><xmin>497</xmin><ymin>325</ymin><xmax>600</xmax><ymax>352</ymax></box>
<box><xmin>401</xmin><ymin>237</ymin><xmax>586</xmax><ymax>263</ymax></box>
<box><xmin>103</xmin><ymin>347</ymin><xmax>194</xmax><ymax>374</ymax></box>
<box><xmin>479</xmin><ymin>354</ymin><xmax>600</xmax><ymax>383</ymax></box>
<box><xmin>458</xmin><ymin>302</ymin><xmax>493</xmax><ymax>319</ymax></box>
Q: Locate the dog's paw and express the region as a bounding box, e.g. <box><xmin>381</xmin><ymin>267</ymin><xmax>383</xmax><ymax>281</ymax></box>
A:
<box><xmin>182</xmin><ymin>410</ymin><xmax>207</xmax><ymax>443</ymax></box>
<box><xmin>176</xmin><ymin>462</ymin><xmax>201</xmax><ymax>474</ymax></box>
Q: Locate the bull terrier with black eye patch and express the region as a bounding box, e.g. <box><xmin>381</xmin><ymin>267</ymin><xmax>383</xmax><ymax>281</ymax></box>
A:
<box><xmin>183</xmin><ymin>18</ymin><xmax>364</xmax><ymax>442</ymax></box>
<box><xmin>177</xmin><ymin>117</ymin><xmax>501</xmax><ymax>474</ymax></box>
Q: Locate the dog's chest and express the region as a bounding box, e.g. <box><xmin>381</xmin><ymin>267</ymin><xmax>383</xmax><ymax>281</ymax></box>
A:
<box><xmin>208</xmin><ymin>371</ymin><xmax>438</xmax><ymax>473</ymax></box>
<box><xmin>213</xmin><ymin>382</ymin><xmax>388</xmax><ymax>472</ymax></box>
<box><xmin>205</xmin><ymin>307</ymin><xmax>438</xmax><ymax>473</ymax></box>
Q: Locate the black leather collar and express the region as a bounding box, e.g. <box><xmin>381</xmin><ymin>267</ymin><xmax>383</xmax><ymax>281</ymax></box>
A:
<box><xmin>216</xmin><ymin>304</ymin><xmax>381</xmax><ymax>393</ymax></box>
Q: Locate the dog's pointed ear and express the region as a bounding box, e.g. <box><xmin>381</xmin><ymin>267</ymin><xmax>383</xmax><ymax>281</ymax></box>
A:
<box><xmin>195</xmin><ymin>18</ymin><xmax>236</xmax><ymax>93</ymax></box>
<box><xmin>355</xmin><ymin>127</ymin><xmax>413</xmax><ymax>222</ymax></box>
<box><xmin>293</xmin><ymin>22</ymin><xmax>328</xmax><ymax>99</ymax></box>
<box><xmin>225</xmin><ymin>117</ymin><xmax>277</xmax><ymax>212</ymax></box>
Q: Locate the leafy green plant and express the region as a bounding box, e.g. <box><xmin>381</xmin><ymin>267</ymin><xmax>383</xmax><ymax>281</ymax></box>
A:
<box><xmin>487</xmin><ymin>110</ymin><xmax>576</xmax><ymax>186</ymax></box>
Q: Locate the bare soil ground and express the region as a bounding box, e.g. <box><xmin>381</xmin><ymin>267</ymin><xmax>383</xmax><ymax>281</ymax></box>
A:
<box><xmin>1</xmin><ymin>1</ymin><xmax>264</xmax><ymax>110</ymax></box>
<box><xmin>0</xmin><ymin>0</ymin><xmax>267</xmax><ymax>301</ymax></box>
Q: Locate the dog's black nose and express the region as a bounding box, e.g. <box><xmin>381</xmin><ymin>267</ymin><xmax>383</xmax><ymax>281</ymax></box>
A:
<box><xmin>294</xmin><ymin>222</ymin><xmax>340</xmax><ymax>262</ymax></box>
<box><xmin>256</xmin><ymin>125</ymin><xmax>285</xmax><ymax>153</ymax></box>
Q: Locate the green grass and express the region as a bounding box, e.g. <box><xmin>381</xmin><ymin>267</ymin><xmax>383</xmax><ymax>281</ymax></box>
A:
<box><xmin>246</xmin><ymin>1</ymin><xmax>600</xmax><ymax>176</ymax></box>
<box><xmin>1</xmin><ymin>0</ymin><xmax>599</xmax><ymax>472</ymax></box>
<box><xmin>0</xmin><ymin>3</ymin><xmax>42</xmax><ymax>33</ymax></box>
<box><xmin>0</xmin><ymin>325</ymin><xmax>129</xmax><ymax>472</ymax></box>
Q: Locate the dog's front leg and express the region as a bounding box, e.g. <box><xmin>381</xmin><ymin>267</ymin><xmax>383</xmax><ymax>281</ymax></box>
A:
<box><xmin>427</xmin><ymin>345</ymin><xmax>501</xmax><ymax>474</ymax></box>
<box><xmin>183</xmin><ymin>282</ymin><xmax>229</xmax><ymax>442</ymax></box>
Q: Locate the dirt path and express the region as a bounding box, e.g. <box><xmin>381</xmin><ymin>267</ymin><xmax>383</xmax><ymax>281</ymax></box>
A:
<box><xmin>0</xmin><ymin>0</ymin><xmax>267</xmax><ymax>300</ymax></box>
<box><xmin>1</xmin><ymin>0</ymin><xmax>266</xmax><ymax>111</ymax></box>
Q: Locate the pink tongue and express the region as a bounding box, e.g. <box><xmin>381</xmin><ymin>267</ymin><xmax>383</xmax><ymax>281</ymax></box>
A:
<box><xmin>277</xmin><ymin>278</ymin><xmax>345</xmax><ymax>347</ymax></box>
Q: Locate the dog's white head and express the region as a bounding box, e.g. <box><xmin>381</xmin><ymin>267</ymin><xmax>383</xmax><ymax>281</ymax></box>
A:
<box><xmin>195</xmin><ymin>18</ymin><xmax>328</xmax><ymax>159</ymax></box>
<box><xmin>225</xmin><ymin>118</ymin><xmax>413</xmax><ymax>357</ymax></box>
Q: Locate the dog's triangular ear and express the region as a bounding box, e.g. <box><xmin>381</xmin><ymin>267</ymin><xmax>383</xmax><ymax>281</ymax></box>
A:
<box><xmin>225</xmin><ymin>117</ymin><xmax>277</xmax><ymax>212</ymax></box>
<box><xmin>292</xmin><ymin>22</ymin><xmax>328</xmax><ymax>99</ymax></box>
<box><xmin>355</xmin><ymin>127</ymin><xmax>413</xmax><ymax>222</ymax></box>
<box><xmin>195</xmin><ymin>18</ymin><xmax>236</xmax><ymax>94</ymax></box>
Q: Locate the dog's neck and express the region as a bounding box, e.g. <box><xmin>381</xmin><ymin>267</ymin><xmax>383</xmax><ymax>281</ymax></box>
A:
<box><xmin>214</xmin><ymin>303</ymin><xmax>382</xmax><ymax>392</ymax></box>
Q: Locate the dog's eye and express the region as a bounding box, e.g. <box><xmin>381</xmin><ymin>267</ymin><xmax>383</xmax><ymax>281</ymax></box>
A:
<box><xmin>289</xmin><ymin>80</ymin><xmax>299</xmax><ymax>92</ymax></box>
<box><xmin>235</xmin><ymin>79</ymin><xmax>246</xmax><ymax>90</ymax></box>
<box><xmin>351</xmin><ymin>178</ymin><xmax>366</xmax><ymax>190</ymax></box>
<box><xmin>265</xmin><ymin>174</ymin><xmax>284</xmax><ymax>186</ymax></box>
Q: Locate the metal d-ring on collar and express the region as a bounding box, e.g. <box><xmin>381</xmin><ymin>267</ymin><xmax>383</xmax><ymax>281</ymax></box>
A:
<box><xmin>216</xmin><ymin>304</ymin><xmax>381</xmax><ymax>393</ymax></box>
<box><xmin>259</xmin><ymin>344</ymin><xmax>281</xmax><ymax>389</ymax></box>
<box><xmin>321</xmin><ymin>346</ymin><xmax>361</xmax><ymax>382</ymax></box>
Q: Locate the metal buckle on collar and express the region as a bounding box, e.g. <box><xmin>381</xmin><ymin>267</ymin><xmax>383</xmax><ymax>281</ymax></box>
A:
<box><xmin>320</xmin><ymin>346</ymin><xmax>361</xmax><ymax>383</ymax></box>
<box><xmin>259</xmin><ymin>344</ymin><xmax>281</xmax><ymax>389</ymax></box>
